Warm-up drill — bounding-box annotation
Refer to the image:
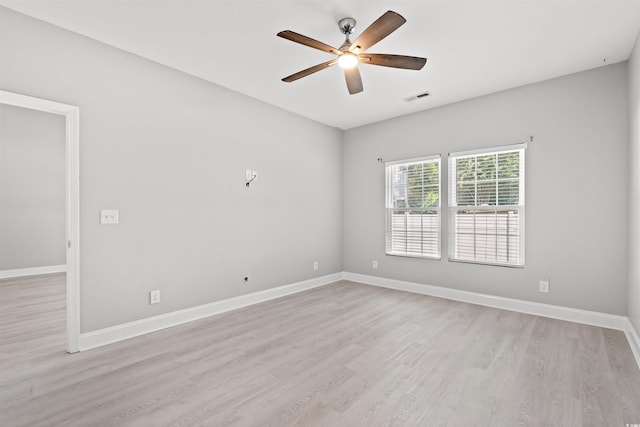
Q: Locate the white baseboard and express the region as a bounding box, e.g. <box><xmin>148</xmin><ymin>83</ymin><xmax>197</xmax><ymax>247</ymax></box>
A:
<box><xmin>345</xmin><ymin>272</ymin><xmax>640</xmax><ymax>370</ymax></box>
<box><xmin>625</xmin><ymin>318</ymin><xmax>640</xmax><ymax>369</ymax></box>
<box><xmin>0</xmin><ymin>264</ymin><xmax>67</xmax><ymax>279</ymax></box>
<box><xmin>77</xmin><ymin>270</ymin><xmax>640</xmax><ymax>371</ymax></box>
<box><xmin>79</xmin><ymin>272</ymin><xmax>342</xmax><ymax>351</ymax></box>
<box><xmin>343</xmin><ymin>272</ymin><xmax>629</xmax><ymax>331</ymax></box>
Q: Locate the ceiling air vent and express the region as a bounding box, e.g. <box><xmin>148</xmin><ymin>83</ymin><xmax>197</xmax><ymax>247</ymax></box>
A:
<box><xmin>405</xmin><ymin>91</ymin><xmax>430</xmax><ymax>102</ymax></box>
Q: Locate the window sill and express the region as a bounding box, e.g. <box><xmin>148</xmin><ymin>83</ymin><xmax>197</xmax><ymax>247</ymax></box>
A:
<box><xmin>385</xmin><ymin>252</ymin><xmax>441</xmax><ymax>261</ymax></box>
<box><xmin>447</xmin><ymin>258</ymin><xmax>524</xmax><ymax>269</ymax></box>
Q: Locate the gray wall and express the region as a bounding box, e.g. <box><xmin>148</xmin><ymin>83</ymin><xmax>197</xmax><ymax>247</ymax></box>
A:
<box><xmin>629</xmin><ymin>33</ymin><xmax>640</xmax><ymax>332</ymax></box>
<box><xmin>0</xmin><ymin>104</ymin><xmax>66</xmax><ymax>270</ymax></box>
<box><xmin>0</xmin><ymin>7</ymin><xmax>343</xmax><ymax>332</ymax></box>
<box><xmin>343</xmin><ymin>63</ymin><xmax>629</xmax><ymax>315</ymax></box>
<box><xmin>1</xmin><ymin>6</ymin><xmax>634</xmax><ymax>333</ymax></box>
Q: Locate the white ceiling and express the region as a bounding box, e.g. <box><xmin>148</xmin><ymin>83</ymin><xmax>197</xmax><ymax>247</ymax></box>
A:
<box><xmin>2</xmin><ymin>1</ymin><xmax>640</xmax><ymax>129</ymax></box>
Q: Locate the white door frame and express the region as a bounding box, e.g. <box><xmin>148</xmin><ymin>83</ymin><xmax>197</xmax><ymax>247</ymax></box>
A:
<box><xmin>0</xmin><ymin>90</ymin><xmax>80</xmax><ymax>353</ymax></box>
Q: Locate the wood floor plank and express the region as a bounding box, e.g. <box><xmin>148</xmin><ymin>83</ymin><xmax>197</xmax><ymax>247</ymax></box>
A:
<box><xmin>602</xmin><ymin>328</ymin><xmax>640</xmax><ymax>419</ymax></box>
<box><xmin>1</xmin><ymin>275</ymin><xmax>639</xmax><ymax>426</ymax></box>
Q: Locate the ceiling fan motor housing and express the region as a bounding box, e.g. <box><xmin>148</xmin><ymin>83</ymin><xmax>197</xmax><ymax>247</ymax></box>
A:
<box><xmin>338</xmin><ymin>17</ymin><xmax>356</xmax><ymax>35</ymax></box>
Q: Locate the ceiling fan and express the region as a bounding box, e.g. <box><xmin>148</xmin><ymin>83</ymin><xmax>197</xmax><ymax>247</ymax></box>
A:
<box><xmin>277</xmin><ymin>10</ymin><xmax>427</xmax><ymax>95</ymax></box>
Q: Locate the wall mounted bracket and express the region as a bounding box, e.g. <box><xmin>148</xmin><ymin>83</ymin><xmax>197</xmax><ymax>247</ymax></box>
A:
<box><xmin>245</xmin><ymin>169</ymin><xmax>258</xmax><ymax>187</ymax></box>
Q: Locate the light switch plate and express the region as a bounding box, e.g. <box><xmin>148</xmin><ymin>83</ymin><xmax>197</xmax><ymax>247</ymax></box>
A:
<box><xmin>100</xmin><ymin>209</ymin><xmax>119</xmax><ymax>224</ymax></box>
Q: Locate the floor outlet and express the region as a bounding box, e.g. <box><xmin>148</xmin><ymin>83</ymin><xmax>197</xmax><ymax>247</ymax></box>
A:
<box><xmin>150</xmin><ymin>290</ymin><xmax>161</xmax><ymax>304</ymax></box>
<box><xmin>539</xmin><ymin>280</ymin><xmax>550</xmax><ymax>293</ymax></box>
<box><xmin>313</xmin><ymin>261</ymin><xmax>318</xmax><ymax>271</ymax></box>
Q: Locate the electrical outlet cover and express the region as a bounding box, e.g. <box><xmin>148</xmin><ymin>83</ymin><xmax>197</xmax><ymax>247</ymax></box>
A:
<box><xmin>150</xmin><ymin>290</ymin><xmax>161</xmax><ymax>304</ymax></box>
<box><xmin>539</xmin><ymin>280</ymin><xmax>549</xmax><ymax>293</ymax></box>
<box><xmin>100</xmin><ymin>209</ymin><xmax>119</xmax><ymax>224</ymax></box>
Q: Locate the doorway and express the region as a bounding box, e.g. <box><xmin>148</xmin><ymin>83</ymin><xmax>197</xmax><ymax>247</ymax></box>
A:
<box><xmin>0</xmin><ymin>90</ymin><xmax>80</xmax><ymax>353</ymax></box>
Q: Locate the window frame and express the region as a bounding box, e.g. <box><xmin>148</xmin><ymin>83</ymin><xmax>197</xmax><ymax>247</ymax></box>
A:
<box><xmin>447</xmin><ymin>142</ymin><xmax>527</xmax><ymax>268</ymax></box>
<box><xmin>385</xmin><ymin>154</ymin><xmax>442</xmax><ymax>260</ymax></box>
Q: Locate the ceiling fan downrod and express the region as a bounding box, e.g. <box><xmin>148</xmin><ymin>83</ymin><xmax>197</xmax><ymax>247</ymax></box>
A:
<box><xmin>338</xmin><ymin>17</ymin><xmax>356</xmax><ymax>52</ymax></box>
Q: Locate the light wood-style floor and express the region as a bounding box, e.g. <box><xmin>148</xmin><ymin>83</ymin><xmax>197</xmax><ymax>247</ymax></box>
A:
<box><xmin>1</xmin><ymin>274</ymin><xmax>639</xmax><ymax>426</ymax></box>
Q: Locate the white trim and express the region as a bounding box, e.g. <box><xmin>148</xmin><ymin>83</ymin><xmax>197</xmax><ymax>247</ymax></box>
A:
<box><xmin>79</xmin><ymin>273</ymin><xmax>343</xmax><ymax>351</ymax></box>
<box><xmin>625</xmin><ymin>318</ymin><xmax>640</xmax><ymax>369</ymax></box>
<box><xmin>447</xmin><ymin>256</ymin><xmax>525</xmax><ymax>269</ymax></box>
<box><xmin>448</xmin><ymin>141</ymin><xmax>528</xmax><ymax>158</ymax></box>
<box><xmin>0</xmin><ymin>265</ymin><xmax>67</xmax><ymax>279</ymax></box>
<box><xmin>75</xmin><ymin>270</ymin><xmax>640</xmax><ymax>371</ymax></box>
<box><xmin>345</xmin><ymin>272</ymin><xmax>638</xmax><ymax>370</ymax></box>
<box><xmin>0</xmin><ymin>90</ymin><xmax>81</xmax><ymax>353</ymax></box>
<box><xmin>343</xmin><ymin>272</ymin><xmax>628</xmax><ymax>330</ymax></box>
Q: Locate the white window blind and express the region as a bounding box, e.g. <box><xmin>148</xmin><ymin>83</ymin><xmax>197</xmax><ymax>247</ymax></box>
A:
<box><xmin>385</xmin><ymin>155</ymin><xmax>441</xmax><ymax>259</ymax></box>
<box><xmin>448</xmin><ymin>143</ymin><xmax>526</xmax><ymax>267</ymax></box>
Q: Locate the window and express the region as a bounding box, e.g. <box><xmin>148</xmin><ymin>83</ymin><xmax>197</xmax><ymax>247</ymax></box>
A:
<box><xmin>385</xmin><ymin>155</ymin><xmax>441</xmax><ymax>259</ymax></box>
<box><xmin>448</xmin><ymin>143</ymin><xmax>526</xmax><ymax>266</ymax></box>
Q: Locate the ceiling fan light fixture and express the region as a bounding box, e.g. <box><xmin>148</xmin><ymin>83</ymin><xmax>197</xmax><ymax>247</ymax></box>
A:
<box><xmin>338</xmin><ymin>53</ymin><xmax>358</xmax><ymax>69</ymax></box>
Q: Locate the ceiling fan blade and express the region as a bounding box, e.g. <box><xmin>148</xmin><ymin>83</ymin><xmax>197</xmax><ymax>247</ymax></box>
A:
<box><xmin>282</xmin><ymin>59</ymin><xmax>338</xmax><ymax>83</ymax></box>
<box><xmin>349</xmin><ymin>11</ymin><xmax>406</xmax><ymax>53</ymax></box>
<box><xmin>277</xmin><ymin>30</ymin><xmax>342</xmax><ymax>55</ymax></box>
<box><xmin>344</xmin><ymin>66</ymin><xmax>363</xmax><ymax>95</ymax></box>
<box><xmin>359</xmin><ymin>54</ymin><xmax>427</xmax><ymax>70</ymax></box>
